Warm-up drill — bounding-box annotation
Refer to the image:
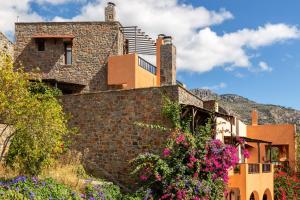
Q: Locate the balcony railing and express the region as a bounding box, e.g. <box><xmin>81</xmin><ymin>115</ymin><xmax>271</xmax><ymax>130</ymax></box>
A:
<box><xmin>248</xmin><ymin>164</ymin><xmax>260</xmax><ymax>174</ymax></box>
<box><xmin>138</xmin><ymin>56</ymin><xmax>157</xmax><ymax>75</ymax></box>
<box><xmin>262</xmin><ymin>163</ymin><xmax>271</xmax><ymax>173</ymax></box>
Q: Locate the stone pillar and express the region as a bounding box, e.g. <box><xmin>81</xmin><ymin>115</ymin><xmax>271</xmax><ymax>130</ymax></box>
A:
<box><xmin>160</xmin><ymin>36</ymin><xmax>176</xmax><ymax>86</ymax></box>
<box><xmin>105</xmin><ymin>2</ymin><xmax>116</xmax><ymax>22</ymax></box>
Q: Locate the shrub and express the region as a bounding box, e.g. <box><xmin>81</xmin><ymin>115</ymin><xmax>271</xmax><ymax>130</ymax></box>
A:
<box><xmin>274</xmin><ymin>170</ymin><xmax>300</xmax><ymax>200</ymax></box>
<box><xmin>0</xmin><ymin>176</ymin><xmax>124</xmax><ymax>200</ymax></box>
<box><xmin>0</xmin><ymin>54</ymin><xmax>73</xmax><ymax>175</ymax></box>
<box><xmin>131</xmin><ymin>98</ymin><xmax>240</xmax><ymax>199</ymax></box>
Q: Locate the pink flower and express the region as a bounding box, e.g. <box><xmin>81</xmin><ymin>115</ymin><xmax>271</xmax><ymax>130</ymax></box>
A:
<box><xmin>161</xmin><ymin>194</ymin><xmax>171</xmax><ymax>199</ymax></box>
<box><xmin>187</xmin><ymin>162</ymin><xmax>194</xmax><ymax>169</ymax></box>
<box><xmin>193</xmin><ymin>172</ymin><xmax>198</xmax><ymax>178</ymax></box>
<box><xmin>189</xmin><ymin>155</ymin><xmax>197</xmax><ymax>163</ymax></box>
<box><xmin>163</xmin><ymin>148</ymin><xmax>171</xmax><ymax>157</ymax></box>
<box><xmin>176</xmin><ymin>134</ymin><xmax>185</xmax><ymax>144</ymax></box>
<box><xmin>155</xmin><ymin>174</ymin><xmax>162</xmax><ymax>181</ymax></box>
<box><xmin>139</xmin><ymin>175</ymin><xmax>148</xmax><ymax>181</ymax></box>
<box><xmin>243</xmin><ymin>149</ymin><xmax>250</xmax><ymax>159</ymax></box>
<box><xmin>176</xmin><ymin>190</ymin><xmax>187</xmax><ymax>200</ymax></box>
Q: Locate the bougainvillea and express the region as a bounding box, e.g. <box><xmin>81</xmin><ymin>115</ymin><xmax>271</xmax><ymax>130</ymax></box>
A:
<box><xmin>131</xmin><ymin>98</ymin><xmax>243</xmax><ymax>199</ymax></box>
<box><xmin>274</xmin><ymin>169</ymin><xmax>300</xmax><ymax>200</ymax></box>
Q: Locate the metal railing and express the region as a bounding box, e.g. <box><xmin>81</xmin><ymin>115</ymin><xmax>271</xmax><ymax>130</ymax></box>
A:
<box><xmin>262</xmin><ymin>163</ymin><xmax>271</xmax><ymax>173</ymax></box>
<box><xmin>248</xmin><ymin>164</ymin><xmax>260</xmax><ymax>174</ymax></box>
<box><xmin>138</xmin><ymin>56</ymin><xmax>157</xmax><ymax>75</ymax></box>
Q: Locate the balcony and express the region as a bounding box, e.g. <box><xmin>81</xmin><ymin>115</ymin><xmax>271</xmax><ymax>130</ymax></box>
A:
<box><xmin>228</xmin><ymin>163</ymin><xmax>273</xmax><ymax>200</ymax></box>
<box><xmin>107</xmin><ymin>53</ymin><xmax>158</xmax><ymax>90</ymax></box>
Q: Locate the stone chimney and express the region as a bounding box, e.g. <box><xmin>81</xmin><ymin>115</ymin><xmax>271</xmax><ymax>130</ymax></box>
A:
<box><xmin>105</xmin><ymin>2</ymin><xmax>116</xmax><ymax>22</ymax></box>
<box><xmin>252</xmin><ymin>110</ymin><xmax>258</xmax><ymax>125</ymax></box>
<box><xmin>160</xmin><ymin>36</ymin><xmax>176</xmax><ymax>86</ymax></box>
<box><xmin>203</xmin><ymin>100</ymin><xmax>219</xmax><ymax>112</ymax></box>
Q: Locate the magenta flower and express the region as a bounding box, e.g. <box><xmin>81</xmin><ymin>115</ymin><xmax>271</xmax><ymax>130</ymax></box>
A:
<box><xmin>176</xmin><ymin>134</ymin><xmax>185</xmax><ymax>144</ymax></box>
<box><xmin>163</xmin><ymin>148</ymin><xmax>171</xmax><ymax>157</ymax></box>
<box><xmin>243</xmin><ymin>149</ymin><xmax>250</xmax><ymax>159</ymax></box>
<box><xmin>140</xmin><ymin>175</ymin><xmax>148</xmax><ymax>181</ymax></box>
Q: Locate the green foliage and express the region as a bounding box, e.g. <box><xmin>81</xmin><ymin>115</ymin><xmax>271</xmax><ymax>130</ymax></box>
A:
<box><xmin>162</xmin><ymin>96</ymin><xmax>191</xmax><ymax>132</ymax></box>
<box><xmin>0</xmin><ymin>176</ymin><xmax>126</xmax><ymax>200</ymax></box>
<box><xmin>1</xmin><ymin>190</ymin><xmax>29</xmax><ymax>200</ymax></box>
<box><xmin>85</xmin><ymin>182</ymin><xmax>122</xmax><ymax>200</ymax></box>
<box><xmin>162</xmin><ymin>96</ymin><xmax>181</xmax><ymax>129</ymax></box>
<box><xmin>28</xmin><ymin>81</ymin><xmax>62</xmax><ymax>97</ymax></box>
<box><xmin>0</xmin><ymin>54</ymin><xmax>72</xmax><ymax>175</ymax></box>
<box><xmin>0</xmin><ymin>177</ymin><xmax>80</xmax><ymax>200</ymax></box>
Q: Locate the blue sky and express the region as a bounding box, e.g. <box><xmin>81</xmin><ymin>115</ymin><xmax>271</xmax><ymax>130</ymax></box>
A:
<box><xmin>1</xmin><ymin>0</ymin><xmax>300</xmax><ymax>109</ymax></box>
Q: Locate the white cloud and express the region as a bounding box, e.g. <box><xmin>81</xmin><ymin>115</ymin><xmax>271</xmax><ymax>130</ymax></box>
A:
<box><xmin>202</xmin><ymin>82</ymin><xmax>227</xmax><ymax>91</ymax></box>
<box><xmin>55</xmin><ymin>0</ymin><xmax>299</xmax><ymax>73</ymax></box>
<box><xmin>0</xmin><ymin>0</ymin><xmax>299</xmax><ymax>73</ymax></box>
<box><xmin>0</xmin><ymin>1</ymin><xmax>43</xmax><ymax>37</ymax></box>
<box><xmin>258</xmin><ymin>61</ymin><xmax>273</xmax><ymax>72</ymax></box>
<box><xmin>36</xmin><ymin>0</ymin><xmax>87</xmax><ymax>5</ymax></box>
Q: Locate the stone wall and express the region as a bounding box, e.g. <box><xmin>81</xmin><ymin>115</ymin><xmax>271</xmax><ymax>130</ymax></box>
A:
<box><xmin>59</xmin><ymin>85</ymin><xmax>203</xmax><ymax>189</ymax></box>
<box><xmin>0</xmin><ymin>32</ymin><xmax>14</xmax><ymax>58</ymax></box>
<box><xmin>15</xmin><ymin>22</ymin><xmax>124</xmax><ymax>92</ymax></box>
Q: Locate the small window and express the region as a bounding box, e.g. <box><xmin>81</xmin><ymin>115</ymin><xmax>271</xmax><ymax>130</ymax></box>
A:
<box><xmin>64</xmin><ymin>43</ymin><xmax>72</xmax><ymax>65</ymax></box>
<box><xmin>37</xmin><ymin>39</ymin><xmax>45</xmax><ymax>51</ymax></box>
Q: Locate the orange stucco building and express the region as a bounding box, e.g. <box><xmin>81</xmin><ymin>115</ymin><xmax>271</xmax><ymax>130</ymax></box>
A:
<box><xmin>247</xmin><ymin>110</ymin><xmax>297</xmax><ymax>171</ymax></box>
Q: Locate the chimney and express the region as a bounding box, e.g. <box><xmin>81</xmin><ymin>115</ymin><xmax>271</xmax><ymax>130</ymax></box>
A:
<box><xmin>252</xmin><ymin>110</ymin><xmax>258</xmax><ymax>125</ymax></box>
<box><xmin>105</xmin><ymin>2</ymin><xmax>116</xmax><ymax>22</ymax></box>
<box><xmin>203</xmin><ymin>100</ymin><xmax>219</xmax><ymax>112</ymax></box>
<box><xmin>160</xmin><ymin>36</ymin><xmax>176</xmax><ymax>86</ymax></box>
<box><xmin>156</xmin><ymin>34</ymin><xmax>165</xmax><ymax>86</ymax></box>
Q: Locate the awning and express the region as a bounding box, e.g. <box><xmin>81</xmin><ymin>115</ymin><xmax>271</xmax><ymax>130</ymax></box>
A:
<box><xmin>32</xmin><ymin>34</ymin><xmax>75</xmax><ymax>39</ymax></box>
<box><xmin>224</xmin><ymin>136</ymin><xmax>272</xmax><ymax>145</ymax></box>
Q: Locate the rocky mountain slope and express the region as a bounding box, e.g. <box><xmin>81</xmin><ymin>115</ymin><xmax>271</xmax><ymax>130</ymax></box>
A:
<box><xmin>191</xmin><ymin>89</ymin><xmax>300</xmax><ymax>131</ymax></box>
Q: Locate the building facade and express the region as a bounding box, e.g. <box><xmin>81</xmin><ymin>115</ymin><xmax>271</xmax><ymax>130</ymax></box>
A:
<box><xmin>9</xmin><ymin>2</ymin><xmax>282</xmax><ymax>199</ymax></box>
<box><xmin>248</xmin><ymin>110</ymin><xmax>297</xmax><ymax>172</ymax></box>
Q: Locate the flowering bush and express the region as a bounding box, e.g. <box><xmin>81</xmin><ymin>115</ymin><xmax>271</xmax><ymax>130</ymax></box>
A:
<box><xmin>131</xmin><ymin>98</ymin><xmax>240</xmax><ymax>199</ymax></box>
<box><xmin>131</xmin><ymin>130</ymin><xmax>239</xmax><ymax>199</ymax></box>
<box><xmin>0</xmin><ymin>176</ymin><xmax>122</xmax><ymax>200</ymax></box>
<box><xmin>274</xmin><ymin>170</ymin><xmax>300</xmax><ymax>200</ymax></box>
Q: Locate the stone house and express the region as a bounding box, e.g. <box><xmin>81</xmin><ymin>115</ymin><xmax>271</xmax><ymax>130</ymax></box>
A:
<box><xmin>12</xmin><ymin>2</ymin><xmax>276</xmax><ymax>199</ymax></box>
<box><xmin>0</xmin><ymin>32</ymin><xmax>14</xmax><ymax>58</ymax></box>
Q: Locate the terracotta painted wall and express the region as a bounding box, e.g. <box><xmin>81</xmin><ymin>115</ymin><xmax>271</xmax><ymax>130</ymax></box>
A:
<box><xmin>108</xmin><ymin>53</ymin><xmax>136</xmax><ymax>88</ymax></box>
<box><xmin>135</xmin><ymin>62</ymin><xmax>157</xmax><ymax>88</ymax></box>
<box><xmin>247</xmin><ymin>124</ymin><xmax>297</xmax><ymax>170</ymax></box>
<box><xmin>108</xmin><ymin>53</ymin><xmax>157</xmax><ymax>89</ymax></box>
<box><xmin>229</xmin><ymin>164</ymin><xmax>274</xmax><ymax>200</ymax></box>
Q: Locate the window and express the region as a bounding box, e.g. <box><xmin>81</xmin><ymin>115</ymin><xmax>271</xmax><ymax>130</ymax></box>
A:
<box><xmin>64</xmin><ymin>43</ymin><xmax>72</xmax><ymax>65</ymax></box>
<box><xmin>36</xmin><ymin>39</ymin><xmax>45</xmax><ymax>51</ymax></box>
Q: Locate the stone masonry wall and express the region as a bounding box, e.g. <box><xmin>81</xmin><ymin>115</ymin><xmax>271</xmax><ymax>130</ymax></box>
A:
<box><xmin>160</xmin><ymin>44</ymin><xmax>176</xmax><ymax>86</ymax></box>
<box><xmin>59</xmin><ymin>85</ymin><xmax>203</xmax><ymax>189</ymax></box>
<box><xmin>15</xmin><ymin>22</ymin><xmax>124</xmax><ymax>92</ymax></box>
<box><xmin>0</xmin><ymin>32</ymin><xmax>14</xmax><ymax>58</ymax></box>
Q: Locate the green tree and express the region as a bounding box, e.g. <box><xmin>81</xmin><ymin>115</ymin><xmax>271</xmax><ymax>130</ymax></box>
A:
<box><xmin>0</xmin><ymin>54</ymin><xmax>72</xmax><ymax>175</ymax></box>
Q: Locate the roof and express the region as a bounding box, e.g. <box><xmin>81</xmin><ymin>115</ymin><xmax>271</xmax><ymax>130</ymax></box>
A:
<box><xmin>32</xmin><ymin>34</ymin><xmax>75</xmax><ymax>39</ymax></box>
<box><xmin>224</xmin><ymin>136</ymin><xmax>272</xmax><ymax>144</ymax></box>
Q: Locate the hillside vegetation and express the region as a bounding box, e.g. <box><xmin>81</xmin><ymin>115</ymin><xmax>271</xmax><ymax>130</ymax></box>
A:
<box><xmin>191</xmin><ymin>89</ymin><xmax>300</xmax><ymax>130</ymax></box>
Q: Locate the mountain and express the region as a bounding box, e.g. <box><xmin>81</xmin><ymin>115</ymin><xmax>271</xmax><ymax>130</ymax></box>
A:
<box><xmin>191</xmin><ymin>89</ymin><xmax>300</xmax><ymax>131</ymax></box>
